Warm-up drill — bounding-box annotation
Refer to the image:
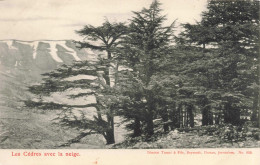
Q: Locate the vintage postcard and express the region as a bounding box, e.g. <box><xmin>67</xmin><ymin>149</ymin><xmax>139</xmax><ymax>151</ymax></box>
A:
<box><xmin>0</xmin><ymin>0</ymin><xmax>259</xmax><ymax>164</ymax></box>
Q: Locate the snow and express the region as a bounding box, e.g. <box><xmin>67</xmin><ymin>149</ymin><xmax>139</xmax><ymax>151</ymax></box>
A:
<box><xmin>85</xmin><ymin>49</ymin><xmax>95</xmax><ymax>55</ymax></box>
<box><xmin>16</xmin><ymin>40</ymin><xmax>80</xmax><ymax>61</ymax></box>
<box><xmin>42</xmin><ymin>87</ymin><xmax>96</xmax><ymax>106</ymax></box>
<box><xmin>72</xmin><ymin>107</ymin><xmax>96</xmax><ymax>120</ymax></box>
<box><xmin>63</xmin><ymin>74</ymin><xmax>97</xmax><ymax>81</ymax></box>
<box><xmin>43</xmin><ymin>92</ymin><xmax>96</xmax><ymax>106</ymax></box>
<box><xmin>4</xmin><ymin>40</ymin><xmax>18</xmax><ymax>50</ymax></box>
<box><xmin>83</xmin><ymin>49</ymin><xmax>98</xmax><ymax>62</ymax></box>
<box><xmin>64</xmin><ymin>88</ymin><xmax>92</xmax><ymax>95</ymax></box>
<box><xmin>14</xmin><ymin>61</ymin><xmax>21</xmax><ymax>67</ymax></box>
<box><xmin>1</xmin><ymin>40</ymin><xmax>83</xmax><ymax>62</ymax></box>
<box><xmin>56</xmin><ymin>41</ymin><xmax>81</xmax><ymax>61</ymax></box>
<box><xmin>16</xmin><ymin>41</ymin><xmax>39</xmax><ymax>59</ymax></box>
<box><xmin>46</xmin><ymin>41</ymin><xmax>63</xmax><ymax>63</ymax></box>
<box><xmin>29</xmin><ymin>41</ymin><xmax>38</xmax><ymax>59</ymax></box>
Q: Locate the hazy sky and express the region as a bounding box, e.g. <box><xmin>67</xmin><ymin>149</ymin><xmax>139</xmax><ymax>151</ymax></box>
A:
<box><xmin>0</xmin><ymin>0</ymin><xmax>207</xmax><ymax>41</ymax></box>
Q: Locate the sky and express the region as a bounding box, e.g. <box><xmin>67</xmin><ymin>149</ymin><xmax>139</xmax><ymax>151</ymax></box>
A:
<box><xmin>0</xmin><ymin>0</ymin><xmax>208</xmax><ymax>41</ymax></box>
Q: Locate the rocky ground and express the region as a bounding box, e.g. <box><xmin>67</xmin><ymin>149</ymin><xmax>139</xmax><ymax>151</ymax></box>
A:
<box><xmin>0</xmin><ymin>103</ymin><xmax>259</xmax><ymax>149</ymax></box>
<box><xmin>111</xmin><ymin>127</ymin><xmax>260</xmax><ymax>149</ymax></box>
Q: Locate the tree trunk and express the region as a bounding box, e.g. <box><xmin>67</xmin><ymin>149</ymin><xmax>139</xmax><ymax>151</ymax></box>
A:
<box><xmin>146</xmin><ymin>112</ymin><xmax>154</xmax><ymax>136</ymax></box>
<box><xmin>258</xmin><ymin>97</ymin><xmax>260</xmax><ymax>128</ymax></box>
<box><xmin>162</xmin><ymin>111</ymin><xmax>169</xmax><ymax>132</ymax></box>
<box><xmin>184</xmin><ymin>107</ymin><xmax>187</xmax><ymax>127</ymax></box>
<box><xmin>174</xmin><ymin>103</ymin><xmax>181</xmax><ymax>128</ymax></box>
<box><xmin>159</xmin><ymin>101</ymin><xmax>169</xmax><ymax>132</ymax></box>
<box><xmin>202</xmin><ymin>105</ymin><xmax>213</xmax><ymax>126</ymax></box>
<box><xmin>208</xmin><ymin>110</ymin><xmax>213</xmax><ymax>125</ymax></box>
<box><xmin>203</xmin><ymin>43</ymin><xmax>206</xmax><ymax>50</ymax></box>
<box><xmin>224</xmin><ymin>102</ymin><xmax>240</xmax><ymax>125</ymax></box>
<box><xmin>179</xmin><ymin>104</ymin><xmax>183</xmax><ymax>128</ymax></box>
<box><xmin>105</xmin><ymin>115</ymin><xmax>115</xmax><ymax>144</ymax></box>
<box><xmin>215</xmin><ymin>112</ymin><xmax>220</xmax><ymax>125</ymax></box>
<box><xmin>145</xmin><ymin>98</ymin><xmax>154</xmax><ymax>136</ymax></box>
<box><xmin>169</xmin><ymin>102</ymin><xmax>177</xmax><ymax>130</ymax></box>
<box><xmin>257</xmin><ymin>62</ymin><xmax>260</xmax><ymax>128</ymax></box>
<box><xmin>103</xmin><ymin>50</ymin><xmax>115</xmax><ymax>144</ymax></box>
<box><xmin>251</xmin><ymin>91</ymin><xmax>258</xmax><ymax>122</ymax></box>
<box><xmin>187</xmin><ymin>104</ymin><xmax>194</xmax><ymax>127</ymax></box>
<box><xmin>202</xmin><ymin>106</ymin><xmax>209</xmax><ymax>126</ymax></box>
<box><xmin>105</xmin><ymin>129</ymin><xmax>115</xmax><ymax>144</ymax></box>
<box><xmin>201</xmin><ymin>96</ymin><xmax>213</xmax><ymax>126</ymax></box>
<box><xmin>133</xmin><ymin>117</ymin><xmax>142</xmax><ymax>137</ymax></box>
<box><xmin>202</xmin><ymin>108</ymin><xmax>208</xmax><ymax>126</ymax></box>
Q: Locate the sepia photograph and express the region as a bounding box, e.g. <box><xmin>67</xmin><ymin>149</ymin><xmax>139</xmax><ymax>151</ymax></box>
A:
<box><xmin>0</xmin><ymin>0</ymin><xmax>259</xmax><ymax>152</ymax></box>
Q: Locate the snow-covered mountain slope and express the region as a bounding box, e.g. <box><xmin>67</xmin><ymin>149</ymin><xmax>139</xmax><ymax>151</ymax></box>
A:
<box><xmin>0</xmin><ymin>40</ymin><xmax>101</xmax><ymax>108</ymax></box>
<box><xmin>0</xmin><ymin>40</ymin><xmax>98</xmax><ymax>70</ymax></box>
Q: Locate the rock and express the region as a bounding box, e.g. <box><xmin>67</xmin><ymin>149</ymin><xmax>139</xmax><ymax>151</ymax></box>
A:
<box><xmin>139</xmin><ymin>142</ymin><xmax>151</xmax><ymax>149</ymax></box>
<box><xmin>169</xmin><ymin>130</ymin><xmax>180</xmax><ymax>140</ymax></box>
<box><xmin>238</xmin><ymin>142</ymin><xmax>244</xmax><ymax>148</ymax></box>
<box><xmin>246</xmin><ymin>132</ymin><xmax>252</xmax><ymax>137</ymax></box>
<box><xmin>186</xmin><ymin>133</ymin><xmax>193</xmax><ymax>136</ymax></box>
<box><xmin>35</xmin><ymin>138</ymin><xmax>42</xmax><ymax>142</ymax></box>
<box><xmin>176</xmin><ymin>143</ymin><xmax>182</xmax><ymax>148</ymax></box>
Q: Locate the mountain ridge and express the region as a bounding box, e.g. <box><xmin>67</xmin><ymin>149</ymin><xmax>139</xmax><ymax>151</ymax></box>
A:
<box><xmin>0</xmin><ymin>39</ymin><xmax>99</xmax><ymax>107</ymax></box>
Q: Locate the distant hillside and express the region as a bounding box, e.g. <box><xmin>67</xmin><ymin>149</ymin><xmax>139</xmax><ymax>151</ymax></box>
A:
<box><xmin>0</xmin><ymin>40</ymin><xmax>98</xmax><ymax>73</ymax></box>
<box><xmin>0</xmin><ymin>39</ymin><xmax>102</xmax><ymax>110</ymax></box>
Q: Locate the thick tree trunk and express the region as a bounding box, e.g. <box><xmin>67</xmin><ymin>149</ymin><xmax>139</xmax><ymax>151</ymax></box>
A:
<box><xmin>105</xmin><ymin>115</ymin><xmax>115</xmax><ymax>144</ymax></box>
<box><xmin>162</xmin><ymin>112</ymin><xmax>169</xmax><ymax>132</ymax></box>
<box><xmin>146</xmin><ymin>112</ymin><xmax>154</xmax><ymax>136</ymax></box>
<box><xmin>202</xmin><ymin>107</ymin><xmax>208</xmax><ymax>126</ymax></box>
<box><xmin>215</xmin><ymin>112</ymin><xmax>220</xmax><ymax>125</ymax></box>
<box><xmin>174</xmin><ymin>103</ymin><xmax>181</xmax><ymax>128</ymax></box>
<box><xmin>202</xmin><ymin>105</ymin><xmax>213</xmax><ymax>126</ymax></box>
<box><xmin>208</xmin><ymin>110</ymin><xmax>213</xmax><ymax>125</ymax></box>
<box><xmin>133</xmin><ymin>117</ymin><xmax>142</xmax><ymax>137</ymax></box>
<box><xmin>163</xmin><ymin>122</ymin><xmax>169</xmax><ymax>132</ymax></box>
<box><xmin>172</xmin><ymin>109</ymin><xmax>180</xmax><ymax>128</ymax></box>
<box><xmin>145</xmin><ymin>98</ymin><xmax>154</xmax><ymax>136</ymax></box>
<box><xmin>224</xmin><ymin>103</ymin><xmax>240</xmax><ymax>125</ymax></box>
<box><xmin>102</xmin><ymin>50</ymin><xmax>115</xmax><ymax>144</ymax></box>
<box><xmin>105</xmin><ymin>129</ymin><xmax>115</xmax><ymax>144</ymax></box>
<box><xmin>201</xmin><ymin>96</ymin><xmax>213</xmax><ymax>126</ymax></box>
<box><xmin>159</xmin><ymin>101</ymin><xmax>169</xmax><ymax>132</ymax></box>
<box><xmin>169</xmin><ymin>102</ymin><xmax>177</xmax><ymax>130</ymax></box>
